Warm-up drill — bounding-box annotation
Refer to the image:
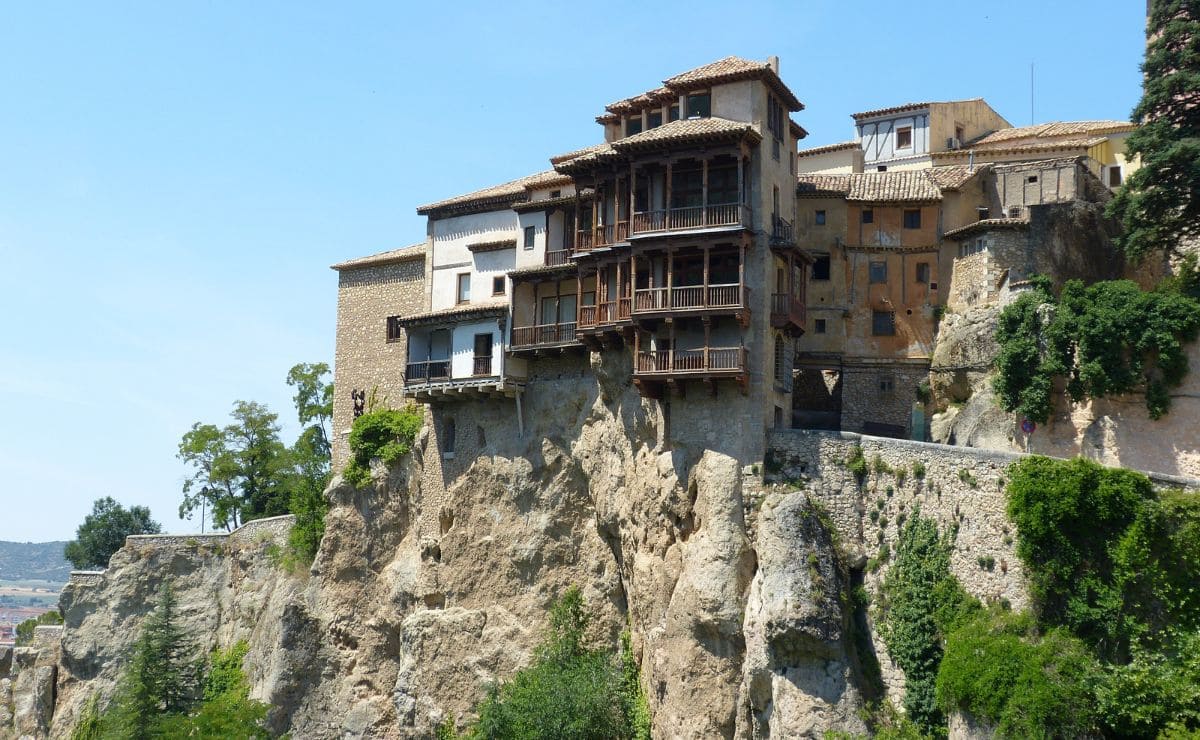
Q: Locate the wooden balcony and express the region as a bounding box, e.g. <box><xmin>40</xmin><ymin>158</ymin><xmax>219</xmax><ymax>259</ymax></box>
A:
<box><xmin>544</xmin><ymin>249</ymin><xmax>570</xmax><ymax>266</ymax></box>
<box><xmin>632</xmin><ymin>283</ymin><xmax>749</xmax><ymax>317</ymax></box>
<box><xmin>511</xmin><ymin>322</ymin><xmax>579</xmax><ymax>352</ymax></box>
<box><xmin>579</xmin><ymin>298</ymin><xmax>632</xmax><ymax>329</ymax></box>
<box><xmin>404</xmin><ymin>359</ymin><xmax>450</xmax><ymax>385</ymax></box>
<box><xmin>632</xmin><ymin>345</ymin><xmax>748</xmax><ymax>397</ymax></box>
<box><xmin>770</xmin><ymin>293</ymin><xmax>806</xmax><ymax>333</ymax></box>
<box><xmin>574</xmin><ymin>221</ymin><xmax>630</xmax><ymax>252</ymax></box>
<box><xmin>631</xmin><ymin>203</ymin><xmax>750</xmax><ymax>236</ymax></box>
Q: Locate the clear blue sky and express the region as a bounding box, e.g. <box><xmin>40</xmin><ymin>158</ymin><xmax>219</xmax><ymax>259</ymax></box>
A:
<box><xmin>0</xmin><ymin>1</ymin><xmax>1146</xmax><ymax>542</ymax></box>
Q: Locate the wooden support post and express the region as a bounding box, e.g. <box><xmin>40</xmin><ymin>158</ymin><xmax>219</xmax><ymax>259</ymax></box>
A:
<box><xmin>704</xmin><ymin>317</ymin><xmax>711</xmax><ymax>370</ymax></box>
<box><xmin>668</xmin><ymin>320</ymin><xmax>675</xmax><ymax>372</ymax></box>
<box><xmin>703</xmin><ymin>246</ymin><xmax>710</xmax><ymax>308</ymax></box>
<box><xmin>701</xmin><ymin>157</ymin><xmax>709</xmax><ymax>226</ymax></box>
<box><xmin>665</xmin><ymin>161</ymin><xmax>673</xmax><ymax>229</ymax></box>
<box><xmin>666</xmin><ymin>248</ymin><xmax>674</xmax><ymax>309</ymax></box>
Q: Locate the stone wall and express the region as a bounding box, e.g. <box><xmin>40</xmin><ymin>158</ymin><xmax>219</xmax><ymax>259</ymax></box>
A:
<box><xmin>332</xmin><ymin>256</ymin><xmax>428</xmax><ymax>469</ymax></box>
<box><xmin>840</xmin><ymin>362</ymin><xmax>928</xmax><ymax>438</ymax></box>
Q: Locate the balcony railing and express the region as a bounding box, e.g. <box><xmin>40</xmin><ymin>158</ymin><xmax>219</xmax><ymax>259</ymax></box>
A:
<box><xmin>633</xmin><ymin>283</ymin><xmax>747</xmax><ymax>313</ymax></box>
<box><xmin>472</xmin><ymin>355</ymin><xmax>493</xmax><ymax>376</ymax></box>
<box><xmin>635</xmin><ymin>346</ymin><xmax>746</xmax><ymax>375</ymax></box>
<box><xmin>596</xmin><ymin>298</ymin><xmax>632</xmax><ymax>324</ymax></box>
<box><xmin>545</xmin><ymin>249</ymin><xmax>569</xmax><ymax>266</ymax></box>
<box><xmin>511</xmin><ymin>322</ymin><xmax>577</xmax><ymax>349</ymax></box>
<box><xmin>579</xmin><ymin>305</ymin><xmax>597</xmax><ymax>328</ymax></box>
<box><xmin>770</xmin><ymin>293</ymin><xmax>806</xmax><ymax>329</ymax></box>
<box><xmin>574</xmin><ymin>221</ymin><xmax>629</xmax><ymax>252</ymax></box>
<box><xmin>405</xmin><ymin>359</ymin><xmax>451</xmax><ymax>384</ymax></box>
<box><xmin>631</xmin><ymin>203</ymin><xmax>749</xmax><ymax>235</ymax></box>
<box><xmin>770</xmin><ymin>216</ymin><xmax>794</xmax><ymax>244</ymax></box>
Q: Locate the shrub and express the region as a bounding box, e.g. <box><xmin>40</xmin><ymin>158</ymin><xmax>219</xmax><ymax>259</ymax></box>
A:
<box><xmin>911</xmin><ymin>461</ymin><xmax>926</xmax><ymax>479</ymax></box>
<box><xmin>343</xmin><ymin>406</ymin><xmax>423</xmax><ymax>487</ymax></box>
<box><xmin>845</xmin><ymin>445</ymin><xmax>867</xmax><ymax>483</ymax></box>
<box><xmin>1096</xmin><ymin>630</ymin><xmax>1200</xmax><ymax>738</ymax></box>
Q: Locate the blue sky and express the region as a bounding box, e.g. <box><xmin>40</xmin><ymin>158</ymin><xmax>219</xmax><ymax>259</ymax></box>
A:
<box><xmin>0</xmin><ymin>0</ymin><xmax>1147</xmax><ymax>542</ymax></box>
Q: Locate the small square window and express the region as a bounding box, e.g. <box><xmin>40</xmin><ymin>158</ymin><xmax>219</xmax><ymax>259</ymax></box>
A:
<box><xmin>903</xmin><ymin>209</ymin><xmax>922</xmax><ymax>229</ymax></box>
<box><xmin>669</xmin><ymin>104</ymin><xmax>680</xmax><ymax>122</ymax></box>
<box><xmin>812</xmin><ymin>255</ymin><xmax>831</xmax><ymax>281</ymax></box>
<box><xmin>686</xmin><ymin>93</ymin><xmax>711</xmax><ymax>119</ymax></box>
<box><xmin>1109</xmin><ymin>167</ymin><xmax>1123</xmax><ymax>187</ymax></box>
<box><xmin>877</xmin><ymin>165</ymin><xmax>888</xmax><ymax>172</ymax></box>
<box><xmin>916</xmin><ymin>262</ymin><xmax>931</xmax><ymax>284</ymax></box>
<box><xmin>456</xmin><ymin>273</ymin><xmax>470</xmax><ymax>304</ymax></box>
<box><xmin>550</xmin><ymin>190</ymin><xmax>561</xmax><ymax>198</ymax></box>
<box><xmin>492</xmin><ymin>276</ymin><xmax>505</xmax><ymax>295</ymax></box>
<box><xmin>879</xmin><ymin>377</ymin><xmax>895</xmax><ymax>393</ymax></box>
<box><xmin>895</xmin><ymin>125</ymin><xmax>913</xmax><ymax>149</ymax></box>
<box><xmin>976</xmin><ymin>206</ymin><xmax>990</xmax><ymax>220</ymax></box>
<box><xmin>523</xmin><ymin>225</ymin><xmax>535</xmax><ymax>249</ymax></box>
<box><xmin>1027</xmin><ymin>175</ymin><xmax>1038</xmax><ymax>184</ymax></box>
<box><xmin>814</xmin><ymin>318</ymin><xmax>827</xmax><ymax>334</ymax></box>
<box><xmin>626</xmin><ymin>117</ymin><xmax>643</xmax><ymax>136</ymax></box>
<box><xmin>869</xmin><ymin>261</ymin><xmax>887</xmax><ymax>284</ymax></box>
<box><xmin>872</xmin><ymin>311</ymin><xmax>896</xmax><ymax>336</ymax></box>
<box><xmin>862</xmin><ymin>209</ymin><xmax>874</xmax><ymax>224</ymax></box>
<box><xmin>386</xmin><ymin>316</ymin><xmax>403</xmax><ymax>342</ymax></box>
<box><xmin>815</xmin><ymin>210</ymin><xmax>827</xmax><ymax>225</ymax></box>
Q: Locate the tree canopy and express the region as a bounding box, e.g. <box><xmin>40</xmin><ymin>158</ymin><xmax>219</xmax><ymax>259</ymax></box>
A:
<box><xmin>64</xmin><ymin>497</ymin><xmax>162</xmax><ymax>570</ymax></box>
<box><xmin>1107</xmin><ymin>0</ymin><xmax>1200</xmax><ymax>259</ymax></box>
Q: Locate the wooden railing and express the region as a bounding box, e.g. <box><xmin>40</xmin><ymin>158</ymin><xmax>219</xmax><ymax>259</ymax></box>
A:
<box><xmin>472</xmin><ymin>355</ymin><xmax>493</xmax><ymax>376</ymax></box>
<box><xmin>405</xmin><ymin>359</ymin><xmax>450</xmax><ymax>384</ymax></box>
<box><xmin>635</xmin><ymin>346</ymin><xmax>746</xmax><ymax>375</ymax></box>
<box><xmin>579</xmin><ymin>305</ymin><xmax>597</xmax><ymax>328</ymax></box>
<box><xmin>771</xmin><ymin>216</ymin><xmax>794</xmax><ymax>244</ymax></box>
<box><xmin>544</xmin><ymin>249</ymin><xmax>569</xmax><ymax>266</ymax></box>
<box><xmin>574</xmin><ymin>221</ymin><xmax>629</xmax><ymax>251</ymax></box>
<box><xmin>770</xmin><ymin>293</ymin><xmax>805</xmax><ymax>327</ymax></box>
<box><xmin>511</xmin><ymin>322</ymin><xmax>577</xmax><ymax>348</ymax></box>
<box><xmin>632</xmin><ymin>283</ymin><xmax>745</xmax><ymax>313</ymax></box>
<box><xmin>631</xmin><ymin>203</ymin><xmax>748</xmax><ymax>234</ymax></box>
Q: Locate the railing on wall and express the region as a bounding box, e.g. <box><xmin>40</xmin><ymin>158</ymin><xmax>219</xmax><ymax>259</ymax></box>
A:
<box><xmin>472</xmin><ymin>355</ymin><xmax>493</xmax><ymax>376</ymax></box>
<box><xmin>511</xmin><ymin>322</ymin><xmax>578</xmax><ymax>348</ymax></box>
<box><xmin>404</xmin><ymin>359</ymin><xmax>450</xmax><ymax>384</ymax></box>
<box><xmin>632</xmin><ymin>283</ymin><xmax>746</xmax><ymax>313</ymax></box>
<box><xmin>631</xmin><ymin>203</ymin><xmax>749</xmax><ymax>235</ymax></box>
<box><xmin>634</xmin><ymin>346</ymin><xmax>746</xmax><ymax>375</ymax></box>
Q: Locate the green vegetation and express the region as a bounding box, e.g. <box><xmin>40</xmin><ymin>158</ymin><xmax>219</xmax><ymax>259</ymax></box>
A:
<box><xmin>64</xmin><ymin>497</ymin><xmax>162</xmax><ymax>570</ymax></box>
<box><xmin>845</xmin><ymin>445</ymin><xmax>867</xmax><ymax>483</ymax></box>
<box><xmin>15</xmin><ymin>609</ymin><xmax>63</xmax><ymax>646</ymax></box>
<box><xmin>73</xmin><ymin>583</ymin><xmax>270</xmax><ymax>739</ymax></box>
<box><xmin>284</xmin><ymin>362</ymin><xmax>334</xmax><ymax>565</ymax></box>
<box><xmin>342</xmin><ymin>405</ymin><xmax>424</xmax><ymax>488</ymax></box>
<box><xmin>993</xmin><ymin>276</ymin><xmax>1200</xmax><ymax>423</ymax></box>
<box><xmin>911</xmin><ymin>461</ymin><xmax>925</xmax><ymax>480</ymax></box>
<box><xmin>1107</xmin><ymin>1</ymin><xmax>1200</xmax><ymax>260</ymax></box>
<box><xmin>448</xmin><ymin>587</ymin><xmax>650</xmax><ymax>739</ymax></box>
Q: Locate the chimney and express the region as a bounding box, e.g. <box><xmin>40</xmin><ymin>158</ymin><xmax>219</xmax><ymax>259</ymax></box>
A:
<box><xmin>767</xmin><ymin>55</ymin><xmax>779</xmax><ymax>74</ymax></box>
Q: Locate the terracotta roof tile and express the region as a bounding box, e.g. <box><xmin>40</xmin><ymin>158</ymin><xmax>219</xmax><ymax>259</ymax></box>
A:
<box><xmin>797</xmin><ymin>170</ymin><xmax>962</xmax><ymax>202</ymax></box>
<box><xmin>850</xmin><ymin>98</ymin><xmax>983</xmax><ymax>121</ymax></box>
<box><xmin>611</xmin><ymin>116</ymin><xmax>761</xmax><ymax>152</ymax></box>
<box><xmin>509</xmin><ymin>262</ymin><xmax>577</xmax><ymax>280</ymax></box>
<box><xmin>601</xmin><ymin>55</ymin><xmax>804</xmax><ymax>120</ymax></box>
<box><xmin>467</xmin><ymin>239</ymin><xmax>517</xmax><ymax>253</ymax></box>
<box><xmin>512</xmin><ymin>189</ymin><xmax>594</xmax><ymax>213</ymax></box>
<box><xmin>943</xmin><ymin>218</ymin><xmax>1029</xmax><ymax>241</ymax></box>
<box><xmin>331</xmin><ymin>243</ymin><xmax>425</xmax><ymax>271</ymax></box>
<box><xmin>937</xmin><ymin>137</ymin><xmax>1109</xmax><ymax>159</ymax></box>
<box><xmin>796</xmin><ymin>140</ymin><xmax>861</xmax><ymax>158</ymax></box>
<box><xmin>796</xmin><ymin>174</ymin><xmax>852</xmax><ymax>197</ymax></box>
<box><xmin>969</xmin><ymin>120</ymin><xmax>1135</xmax><ymax>145</ymax></box>
<box><xmin>396</xmin><ymin>302</ymin><xmax>508</xmax><ymax>328</ymax></box>
<box><xmin>925</xmin><ymin>164</ymin><xmax>990</xmax><ymax>191</ymax></box>
<box><xmin>549</xmin><ymin>142</ymin><xmax>613</xmax><ymax>165</ymax></box>
<box><xmin>416</xmin><ymin>170</ymin><xmax>572</xmax><ymax>217</ymax></box>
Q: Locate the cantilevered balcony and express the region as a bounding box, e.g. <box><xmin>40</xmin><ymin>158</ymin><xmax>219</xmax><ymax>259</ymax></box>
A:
<box><xmin>511</xmin><ymin>321</ymin><xmax>579</xmax><ymax>352</ymax></box>
<box><xmin>404</xmin><ymin>359</ymin><xmax>450</xmax><ymax>385</ymax></box>
<box><xmin>633</xmin><ymin>283</ymin><xmax>750</xmax><ymax>317</ymax></box>
<box><xmin>578</xmin><ymin>298</ymin><xmax>632</xmax><ymax>329</ymax></box>
<box><xmin>574</xmin><ymin>221</ymin><xmax>630</xmax><ymax>252</ymax></box>
<box><xmin>634</xmin><ymin>346</ymin><xmax>746</xmax><ymax>376</ymax></box>
<box><xmin>770</xmin><ymin>293</ymin><xmax>806</xmax><ymax>333</ymax></box>
<box><xmin>631</xmin><ymin>203</ymin><xmax>751</xmax><ymax>236</ymax></box>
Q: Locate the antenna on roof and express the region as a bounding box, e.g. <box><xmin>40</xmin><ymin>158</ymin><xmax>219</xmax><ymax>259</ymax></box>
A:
<box><xmin>1030</xmin><ymin>62</ymin><xmax>1035</xmax><ymax>125</ymax></box>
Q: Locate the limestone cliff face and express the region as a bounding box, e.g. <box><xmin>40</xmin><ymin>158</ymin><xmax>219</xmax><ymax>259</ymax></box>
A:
<box><xmin>37</xmin><ymin>352</ymin><xmax>870</xmax><ymax>740</ymax></box>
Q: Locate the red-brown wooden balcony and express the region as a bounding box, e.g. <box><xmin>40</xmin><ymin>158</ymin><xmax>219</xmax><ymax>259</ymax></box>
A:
<box><xmin>634</xmin><ymin>346</ymin><xmax>746</xmax><ymax>377</ymax></box>
<box><xmin>511</xmin><ymin>322</ymin><xmax>578</xmax><ymax>351</ymax></box>
<box><xmin>404</xmin><ymin>359</ymin><xmax>450</xmax><ymax>385</ymax></box>
<box><xmin>631</xmin><ymin>203</ymin><xmax>750</xmax><ymax>236</ymax></box>
<box><xmin>573</xmin><ymin>221</ymin><xmax>630</xmax><ymax>252</ymax></box>
<box><xmin>770</xmin><ymin>293</ymin><xmax>806</xmax><ymax>333</ymax></box>
<box><xmin>544</xmin><ymin>249</ymin><xmax>570</xmax><ymax>266</ymax></box>
<box><xmin>633</xmin><ymin>283</ymin><xmax>749</xmax><ymax>317</ymax></box>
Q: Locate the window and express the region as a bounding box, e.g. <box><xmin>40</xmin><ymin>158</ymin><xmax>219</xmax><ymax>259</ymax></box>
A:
<box><xmin>456</xmin><ymin>273</ymin><xmax>470</xmax><ymax>304</ymax></box>
<box><xmin>955</xmin><ymin>124</ymin><xmax>965</xmax><ymax>143</ymax></box>
<box><xmin>774</xmin><ymin>338</ymin><xmax>787</xmax><ymax>380</ymax></box>
<box><xmin>959</xmin><ymin>239</ymin><xmax>987</xmax><ymax>258</ymax></box>
<box><xmin>386</xmin><ymin>316</ymin><xmax>403</xmax><ymax>342</ymax></box>
<box><xmin>550</xmin><ymin>189</ymin><xmax>561</xmax><ymax>198</ymax></box>
<box><xmin>862</xmin><ymin>209</ymin><xmax>874</xmax><ymax>224</ymax></box>
<box><xmin>473</xmin><ymin>333</ymin><xmax>493</xmax><ymax>376</ymax></box>
<box><xmin>896</xmin><ymin>125</ymin><xmax>913</xmax><ymax>149</ymax></box>
<box><xmin>879</xmin><ymin>376</ymin><xmax>895</xmax><ymax>393</ymax></box>
<box><xmin>626</xmin><ymin>117</ymin><xmax>642</xmax><ymax>136</ymax></box>
<box><xmin>869</xmin><ymin>260</ymin><xmax>887</xmax><ymax>284</ymax></box>
<box><xmin>648</xmin><ymin>110</ymin><xmax>662</xmax><ymax>129</ymax></box>
<box><xmin>872</xmin><ymin>311</ymin><xmax>896</xmax><ymax>336</ymax></box>
<box><xmin>976</xmin><ymin>206</ymin><xmax>990</xmax><ymax>220</ymax></box>
<box><xmin>443</xmin><ymin>417</ymin><xmax>456</xmax><ymax>456</ymax></box>
<box><xmin>815</xmin><ymin>209</ymin><xmax>827</xmax><ymax>225</ymax></box>
<box><xmin>903</xmin><ymin>209</ymin><xmax>922</xmax><ymax>229</ymax></box>
<box><xmin>877</xmin><ymin>165</ymin><xmax>888</xmax><ymax>172</ymax></box>
<box><xmin>669</xmin><ymin>104</ymin><xmax>680</xmax><ymax>122</ymax></box>
<box><xmin>685</xmin><ymin>92</ymin><xmax>710</xmax><ymax>119</ymax></box>
<box><xmin>814</xmin><ymin>318</ymin><xmax>827</xmax><ymax>334</ymax></box>
<box><xmin>523</xmin><ymin>225</ymin><xmax>535</xmax><ymax>249</ymax></box>
<box><xmin>916</xmin><ymin>262</ymin><xmax>931</xmax><ymax>284</ymax></box>
<box><xmin>492</xmin><ymin>276</ymin><xmax>505</xmax><ymax>295</ymax></box>
<box><xmin>1027</xmin><ymin>175</ymin><xmax>1038</xmax><ymax>184</ymax></box>
<box><xmin>812</xmin><ymin>255</ymin><xmax>831</xmax><ymax>280</ymax></box>
<box><xmin>1109</xmin><ymin>166</ymin><xmax>1123</xmax><ymax>187</ymax></box>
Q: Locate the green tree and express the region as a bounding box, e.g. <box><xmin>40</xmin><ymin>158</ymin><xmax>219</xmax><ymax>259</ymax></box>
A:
<box><xmin>286</xmin><ymin>362</ymin><xmax>332</xmax><ymax>460</ymax></box>
<box><xmin>1107</xmin><ymin>0</ymin><xmax>1200</xmax><ymax>260</ymax></box>
<box><xmin>153</xmin><ymin>641</ymin><xmax>271</xmax><ymax>739</ymax></box>
<box><xmin>284</xmin><ymin>363</ymin><xmax>334</xmax><ymax>564</ymax></box>
<box><xmin>64</xmin><ymin>497</ymin><xmax>162</xmax><ymax>570</ymax></box>
<box><xmin>178</xmin><ymin>401</ymin><xmax>289</xmax><ymax>530</ymax></box>
<box><xmin>14</xmin><ymin>609</ymin><xmax>62</xmax><ymax>646</ymax></box>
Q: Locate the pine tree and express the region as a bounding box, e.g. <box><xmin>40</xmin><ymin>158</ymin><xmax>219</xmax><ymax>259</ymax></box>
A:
<box><xmin>1107</xmin><ymin>0</ymin><xmax>1200</xmax><ymax>260</ymax></box>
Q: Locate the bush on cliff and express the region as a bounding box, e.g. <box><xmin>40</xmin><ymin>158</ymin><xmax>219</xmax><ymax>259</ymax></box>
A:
<box><xmin>343</xmin><ymin>405</ymin><xmax>423</xmax><ymax>488</ymax></box>
<box><xmin>64</xmin><ymin>496</ymin><xmax>162</xmax><ymax>570</ymax></box>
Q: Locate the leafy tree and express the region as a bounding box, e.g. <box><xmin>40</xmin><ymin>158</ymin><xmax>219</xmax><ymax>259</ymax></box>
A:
<box><xmin>14</xmin><ymin>609</ymin><xmax>63</xmax><ymax>646</ymax></box>
<box><xmin>467</xmin><ymin>587</ymin><xmax>640</xmax><ymax>739</ymax></box>
<box><xmin>284</xmin><ymin>363</ymin><xmax>333</xmax><ymax>564</ymax></box>
<box><xmin>64</xmin><ymin>497</ymin><xmax>162</xmax><ymax>570</ymax></box>
<box><xmin>286</xmin><ymin>362</ymin><xmax>332</xmax><ymax>460</ymax></box>
<box><xmin>178</xmin><ymin>401</ymin><xmax>289</xmax><ymax>530</ymax></box>
<box><xmin>1107</xmin><ymin>0</ymin><xmax>1200</xmax><ymax>260</ymax></box>
<box><xmin>153</xmin><ymin>641</ymin><xmax>271</xmax><ymax>739</ymax></box>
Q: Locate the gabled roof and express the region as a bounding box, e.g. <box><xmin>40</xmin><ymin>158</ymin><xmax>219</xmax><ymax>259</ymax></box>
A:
<box><xmin>602</xmin><ymin>55</ymin><xmax>804</xmax><ymax>118</ymax></box>
<box><xmin>925</xmin><ymin>164</ymin><xmax>990</xmax><ymax>191</ymax></box>
<box><xmin>968</xmin><ymin>120</ymin><xmax>1135</xmax><ymax>144</ymax></box>
<box><xmin>552</xmin><ymin>118</ymin><xmax>761</xmax><ymax>175</ymax></box>
<box><xmin>795</xmin><ymin>174</ymin><xmax>851</xmax><ymax>197</ymax></box>
<box><xmin>943</xmin><ymin>218</ymin><xmax>1029</xmax><ymax>241</ymax></box>
<box><xmin>936</xmin><ymin>137</ymin><xmax>1110</xmax><ymax>159</ymax></box>
<box><xmin>851</xmin><ymin>98</ymin><xmax>984</xmax><ymax>121</ymax></box>
<box><xmin>396</xmin><ymin>302</ymin><xmax>508</xmax><ymax>328</ymax></box>
<box><xmin>416</xmin><ymin>170</ymin><xmax>571</xmax><ymax>218</ymax></box>
<box><xmin>796</xmin><ymin>166</ymin><xmax>985</xmax><ymax>203</ymax></box>
<box><xmin>331</xmin><ymin>243</ymin><xmax>426</xmax><ymax>271</ymax></box>
<box><xmin>796</xmin><ymin>140</ymin><xmax>861</xmax><ymax>158</ymax></box>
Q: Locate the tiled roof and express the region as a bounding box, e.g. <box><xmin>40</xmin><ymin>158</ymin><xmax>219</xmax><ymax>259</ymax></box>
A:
<box><xmin>331</xmin><ymin>243</ymin><xmax>426</xmax><ymax>271</ymax></box>
<box><xmin>850</xmin><ymin>98</ymin><xmax>983</xmax><ymax>121</ymax></box>
<box><xmin>925</xmin><ymin>164</ymin><xmax>990</xmax><ymax>191</ymax></box>
<box><xmin>509</xmin><ymin>262</ymin><xmax>577</xmax><ymax>280</ymax></box>
<box><xmin>549</xmin><ymin>142</ymin><xmax>612</xmax><ymax>165</ymax></box>
<box><xmin>551</xmin><ymin>143</ymin><xmax>620</xmax><ymax>174</ymax></box>
<box><xmin>790</xmin><ymin>119</ymin><xmax>808</xmax><ymax>140</ymax></box>
<box><xmin>512</xmin><ymin>189</ymin><xmax>594</xmax><ymax>213</ymax></box>
<box><xmin>467</xmin><ymin>239</ymin><xmax>517</xmax><ymax>253</ymax></box>
<box><xmin>796</xmin><ymin>174</ymin><xmax>852</xmax><ymax>197</ymax></box>
<box><xmin>943</xmin><ymin>218</ymin><xmax>1029</xmax><ymax>241</ymax></box>
<box><xmin>416</xmin><ymin>170</ymin><xmax>571</xmax><ymax>217</ymax></box>
<box><xmin>797</xmin><ymin>169</ymin><xmax>968</xmax><ymax>202</ymax></box>
<box><xmin>611</xmin><ymin>116</ymin><xmax>761</xmax><ymax>152</ymax></box>
<box><xmin>601</xmin><ymin>55</ymin><xmax>804</xmax><ymax>119</ymax></box>
<box><xmin>936</xmin><ymin>137</ymin><xmax>1109</xmax><ymax>158</ymax></box>
<box><xmin>969</xmin><ymin>120</ymin><xmax>1135</xmax><ymax>145</ymax></box>
<box><xmin>796</xmin><ymin>140</ymin><xmax>861</xmax><ymax>158</ymax></box>
<box><xmin>396</xmin><ymin>302</ymin><xmax>508</xmax><ymax>328</ymax></box>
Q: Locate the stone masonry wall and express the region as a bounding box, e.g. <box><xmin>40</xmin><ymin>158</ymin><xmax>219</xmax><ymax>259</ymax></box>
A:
<box><xmin>332</xmin><ymin>256</ymin><xmax>428</xmax><ymax>470</ymax></box>
<box><xmin>840</xmin><ymin>363</ymin><xmax>928</xmax><ymax>438</ymax></box>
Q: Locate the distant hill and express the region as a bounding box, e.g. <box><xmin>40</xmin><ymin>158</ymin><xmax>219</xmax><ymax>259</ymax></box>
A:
<box><xmin>0</xmin><ymin>541</ymin><xmax>71</xmax><ymax>583</ymax></box>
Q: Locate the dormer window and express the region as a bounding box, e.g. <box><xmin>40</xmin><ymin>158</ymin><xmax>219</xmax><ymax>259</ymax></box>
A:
<box><xmin>626</xmin><ymin>117</ymin><xmax>643</xmax><ymax>136</ymax></box>
<box><xmin>669</xmin><ymin>104</ymin><xmax>680</xmax><ymax>122</ymax></box>
<box><xmin>686</xmin><ymin>92</ymin><xmax>710</xmax><ymax>119</ymax></box>
<box><xmin>648</xmin><ymin>110</ymin><xmax>662</xmax><ymax>129</ymax></box>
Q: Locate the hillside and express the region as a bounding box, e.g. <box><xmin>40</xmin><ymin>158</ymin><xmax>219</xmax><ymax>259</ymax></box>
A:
<box><xmin>0</xmin><ymin>541</ymin><xmax>72</xmax><ymax>583</ymax></box>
